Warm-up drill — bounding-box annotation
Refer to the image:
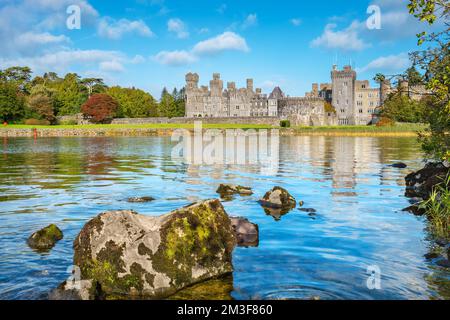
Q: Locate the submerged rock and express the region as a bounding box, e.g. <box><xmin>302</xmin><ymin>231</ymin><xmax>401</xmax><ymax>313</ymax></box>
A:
<box><xmin>259</xmin><ymin>186</ymin><xmax>296</xmax><ymax>210</ymax></box>
<box><xmin>127</xmin><ymin>196</ymin><xmax>155</xmax><ymax>203</ymax></box>
<box><xmin>402</xmin><ymin>205</ymin><xmax>426</xmax><ymax>216</ymax></box>
<box><xmin>405</xmin><ymin>162</ymin><xmax>449</xmax><ymax>199</ymax></box>
<box><xmin>299</xmin><ymin>208</ymin><xmax>317</xmax><ymax>214</ymax></box>
<box><xmin>27</xmin><ymin>224</ymin><xmax>63</xmax><ymax>251</ymax></box>
<box><xmin>69</xmin><ymin>200</ymin><xmax>236</xmax><ymax>299</ymax></box>
<box><xmin>168</xmin><ymin>274</ymin><xmax>233</xmax><ymax>300</ymax></box>
<box><xmin>230</xmin><ymin>217</ymin><xmax>259</xmax><ymax>247</ymax></box>
<box><xmin>391</xmin><ymin>162</ymin><xmax>407</xmax><ymax>169</ymax></box>
<box><xmin>216</xmin><ymin>184</ymin><xmax>253</xmax><ymax>197</ymax></box>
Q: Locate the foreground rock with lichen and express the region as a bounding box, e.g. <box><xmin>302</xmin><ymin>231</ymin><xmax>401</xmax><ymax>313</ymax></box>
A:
<box><xmin>55</xmin><ymin>200</ymin><xmax>237</xmax><ymax>300</ymax></box>
<box><xmin>27</xmin><ymin>224</ymin><xmax>63</xmax><ymax>251</ymax></box>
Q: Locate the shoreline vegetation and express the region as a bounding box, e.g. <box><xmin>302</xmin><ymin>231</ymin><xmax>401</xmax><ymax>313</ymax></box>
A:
<box><xmin>0</xmin><ymin>123</ymin><xmax>427</xmax><ymax>137</ymax></box>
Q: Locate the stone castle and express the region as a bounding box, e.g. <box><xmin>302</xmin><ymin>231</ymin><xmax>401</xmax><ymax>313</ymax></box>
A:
<box><xmin>184</xmin><ymin>66</ymin><xmax>428</xmax><ymax>126</ymax></box>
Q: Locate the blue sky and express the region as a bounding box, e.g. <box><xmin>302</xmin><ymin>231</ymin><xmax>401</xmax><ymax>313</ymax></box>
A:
<box><xmin>0</xmin><ymin>0</ymin><xmax>442</xmax><ymax>98</ymax></box>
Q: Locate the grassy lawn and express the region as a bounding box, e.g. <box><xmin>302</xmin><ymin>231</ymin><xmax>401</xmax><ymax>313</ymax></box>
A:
<box><xmin>293</xmin><ymin>123</ymin><xmax>427</xmax><ymax>132</ymax></box>
<box><xmin>0</xmin><ymin>122</ymin><xmax>427</xmax><ymax>132</ymax></box>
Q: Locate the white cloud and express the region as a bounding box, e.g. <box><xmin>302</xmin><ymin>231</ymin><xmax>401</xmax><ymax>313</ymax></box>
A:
<box><xmin>192</xmin><ymin>32</ymin><xmax>249</xmax><ymax>55</ymax></box>
<box><xmin>99</xmin><ymin>60</ymin><xmax>125</xmax><ymax>73</ymax></box>
<box><xmin>15</xmin><ymin>32</ymin><xmax>70</xmax><ymax>47</ymax></box>
<box><xmin>98</xmin><ymin>18</ymin><xmax>154</xmax><ymax>40</ymax></box>
<box><xmin>153</xmin><ymin>50</ymin><xmax>197</xmax><ymax>66</ymax></box>
<box><xmin>290</xmin><ymin>18</ymin><xmax>302</xmax><ymax>26</ymax></box>
<box><xmin>311</xmin><ymin>22</ymin><xmax>370</xmax><ymax>51</ymax></box>
<box><xmin>130</xmin><ymin>55</ymin><xmax>146</xmax><ymax>64</ymax></box>
<box><xmin>242</xmin><ymin>14</ymin><xmax>258</xmax><ymax>29</ymax></box>
<box><xmin>153</xmin><ymin>31</ymin><xmax>250</xmax><ymax>66</ymax></box>
<box><xmin>0</xmin><ymin>49</ymin><xmax>128</xmax><ymax>75</ymax></box>
<box><xmin>357</xmin><ymin>53</ymin><xmax>409</xmax><ymax>73</ymax></box>
<box><xmin>167</xmin><ymin>18</ymin><xmax>189</xmax><ymax>39</ymax></box>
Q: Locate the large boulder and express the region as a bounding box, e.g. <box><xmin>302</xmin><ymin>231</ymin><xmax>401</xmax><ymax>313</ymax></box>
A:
<box><xmin>259</xmin><ymin>186</ymin><xmax>296</xmax><ymax>210</ymax></box>
<box><xmin>71</xmin><ymin>199</ymin><xmax>236</xmax><ymax>299</ymax></box>
<box><xmin>27</xmin><ymin>224</ymin><xmax>63</xmax><ymax>251</ymax></box>
<box><xmin>405</xmin><ymin>162</ymin><xmax>449</xmax><ymax>199</ymax></box>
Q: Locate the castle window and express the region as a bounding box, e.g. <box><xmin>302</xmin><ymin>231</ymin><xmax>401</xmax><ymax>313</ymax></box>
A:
<box><xmin>362</xmin><ymin>85</ymin><xmax>366</xmax><ymax>89</ymax></box>
<box><xmin>236</xmin><ymin>105</ymin><xmax>240</xmax><ymax>110</ymax></box>
<box><xmin>359</xmin><ymin>109</ymin><xmax>363</xmax><ymax>113</ymax></box>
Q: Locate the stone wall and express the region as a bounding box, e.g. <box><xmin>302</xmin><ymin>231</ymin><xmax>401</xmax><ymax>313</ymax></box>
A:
<box><xmin>112</xmin><ymin>117</ymin><xmax>281</xmax><ymax>126</ymax></box>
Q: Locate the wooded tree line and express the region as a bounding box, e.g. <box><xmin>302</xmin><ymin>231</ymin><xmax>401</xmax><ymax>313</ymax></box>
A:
<box><xmin>0</xmin><ymin>66</ymin><xmax>185</xmax><ymax>124</ymax></box>
<box><xmin>376</xmin><ymin>66</ymin><xmax>429</xmax><ymax>124</ymax></box>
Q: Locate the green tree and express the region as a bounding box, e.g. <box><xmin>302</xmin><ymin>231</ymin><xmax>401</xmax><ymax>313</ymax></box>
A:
<box><xmin>54</xmin><ymin>73</ymin><xmax>88</xmax><ymax>116</ymax></box>
<box><xmin>158</xmin><ymin>88</ymin><xmax>177</xmax><ymax>118</ymax></box>
<box><xmin>106</xmin><ymin>86</ymin><xmax>158</xmax><ymax>118</ymax></box>
<box><xmin>81</xmin><ymin>78</ymin><xmax>106</xmax><ymax>97</ymax></box>
<box><xmin>1</xmin><ymin>66</ymin><xmax>32</xmax><ymax>92</ymax></box>
<box><xmin>408</xmin><ymin>0</ymin><xmax>450</xmax><ymax>161</ymax></box>
<box><xmin>27</xmin><ymin>85</ymin><xmax>56</xmax><ymax>123</ymax></box>
<box><xmin>404</xmin><ymin>66</ymin><xmax>423</xmax><ymax>85</ymax></box>
<box><xmin>381</xmin><ymin>93</ymin><xmax>427</xmax><ymax>123</ymax></box>
<box><xmin>0</xmin><ymin>81</ymin><xmax>25</xmax><ymax>122</ymax></box>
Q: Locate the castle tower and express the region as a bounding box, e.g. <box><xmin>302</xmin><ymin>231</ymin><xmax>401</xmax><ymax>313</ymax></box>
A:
<box><xmin>398</xmin><ymin>79</ymin><xmax>409</xmax><ymax>97</ymax></box>
<box><xmin>247</xmin><ymin>79</ymin><xmax>254</xmax><ymax>92</ymax></box>
<box><xmin>312</xmin><ymin>83</ymin><xmax>319</xmax><ymax>97</ymax></box>
<box><xmin>185</xmin><ymin>72</ymin><xmax>199</xmax><ymax>91</ymax></box>
<box><xmin>331</xmin><ymin>65</ymin><xmax>356</xmax><ymax>125</ymax></box>
<box><xmin>210</xmin><ymin>73</ymin><xmax>223</xmax><ymax>97</ymax></box>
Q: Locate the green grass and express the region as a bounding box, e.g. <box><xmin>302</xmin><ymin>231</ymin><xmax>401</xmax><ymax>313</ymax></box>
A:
<box><xmin>293</xmin><ymin>123</ymin><xmax>427</xmax><ymax>132</ymax></box>
<box><xmin>0</xmin><ymin>122</ymin><xmax>426</xmax><ymax>132</ymax></box>
<box><xmin>420</xmin><ymin>175</ymin><xmax>450</xmax><ymax>240</ymax></box>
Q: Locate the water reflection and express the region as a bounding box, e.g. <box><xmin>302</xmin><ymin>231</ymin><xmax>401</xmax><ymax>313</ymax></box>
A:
<box><xmin>0</xmin><ymin>136</ymin><xmax>448</xmax><ymax>300</ymax></box>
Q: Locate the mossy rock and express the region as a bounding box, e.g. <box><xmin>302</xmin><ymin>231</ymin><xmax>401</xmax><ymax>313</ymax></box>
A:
<box><xmin>216</xmin><ymin>184</ymin><xmax>253</xmax><ymax>198</ymax></box>
<box><xmin>73</xmin><ymin>200</ymin><xmax>236</xmax><ymax>299</ymax></box>
<box><xmin>259</xmin><ymin>186</ymin><xmax>296</xmax><ymax>210</ymax></box>
<box><xmin>27</xmin><ymin>224</ymin><xmax>63</xmax><ymax>251</ymax></box>
<box><xmin>127</xmin><ymin>197</ymin><xmax>155</xmax><ymax>203</ymax></box>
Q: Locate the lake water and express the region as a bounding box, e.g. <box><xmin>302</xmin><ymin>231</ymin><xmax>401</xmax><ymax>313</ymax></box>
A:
<box><xmin>0</xmin><ymin>135</ymin><xmax>448</xmax><ymax>300</ymax></box>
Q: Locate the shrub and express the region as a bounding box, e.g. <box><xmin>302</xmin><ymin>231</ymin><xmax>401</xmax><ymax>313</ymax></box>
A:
<box><xmin>59</xmin><ymin>120</ymin><xmax>77</xmax><ymax>125</ymax></box>
<box><xmin>419</xmin><ymin>175</ymin><xmax>450</xmax><ymax>240</ymax></box>
<box><xmin>280</xmin><ymin>120</ymin><xmax>291</xmax><ymax>128</ymax></box>
<box><xmin>28</xmin><ymin>93</ymin><xmax>56</xmax><ymax>124</ymax></box>
<box><xmin>24</xmin><ymin>118</ymin><xmax>50</xmax><ymax>125</ymax></box>
<box><xmin>376</xmin><ymin>117</ymin><xmax>395</xmax><ymax>127</ymax></box>
<box><xmin>81</xmin><ymin>93</ymin><xmax>118</xmax><ymax>124</ymax></box>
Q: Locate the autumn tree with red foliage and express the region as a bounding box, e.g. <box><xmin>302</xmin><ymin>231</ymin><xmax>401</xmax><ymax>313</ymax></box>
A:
<box><xmin>81</xmin><ymin>93</ymin><xmax>118</xmax><ymax>123</ymax></box>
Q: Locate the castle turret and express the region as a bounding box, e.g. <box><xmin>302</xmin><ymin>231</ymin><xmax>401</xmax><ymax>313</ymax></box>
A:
<box><xmin>210</xmin><ymin>73</ymin><xmax>223</xmax><ymax>96</ymax></box>
<box><xmin>331</xmin><ymin>65</ymin><xmax>356</xmax><ymax>125</ymax></box>
<box><xmin>247</xmin><ymin>79</ymin><xmax>254</xmax><ymax>92</ymax></box>
<box><xmin>398</xmin><ymin>79</ymin><xmax>409</xmax><ymax>97</ymax></box>
<box><xmin>185</xmin><ymin>72</ymin><xmax>199</xmax><ymax>90</ymax></box>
